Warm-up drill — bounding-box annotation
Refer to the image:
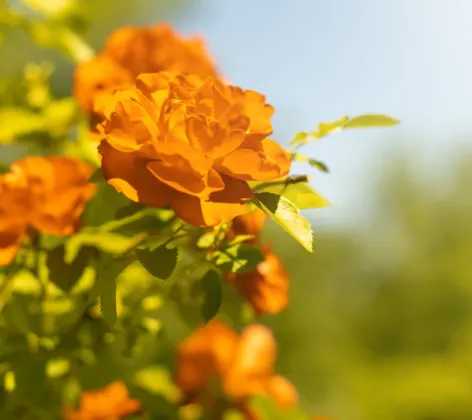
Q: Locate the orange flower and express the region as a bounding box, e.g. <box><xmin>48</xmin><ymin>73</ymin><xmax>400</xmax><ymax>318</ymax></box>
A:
<box><xmin>97</xmin><ymin>72</ymin><xmax>291</xmax><ymax>227</ymax></box>
<box><xmin>226</xmin><ymin>210</ymin><xmax>267</xmax><ymax>244</ymax></box>
<box><xmin>0</xmin><ymin>156</ymin><xmax>95</xmax><ymax>265</ymax></box>
<box><xmin>227</xmin><ymin>246</ymin><xmax>289</xmax><ymax>315</ymax></box>
<box><xmin>74</xmin><ymin>23</ymin><xmax>218</xmax><ymax>118</ymax></box>
<box><xmin>63</xmin><ymin>381</ymin><xmax>141</xmax><ymax>420</ymax></box>
<box><xmin>0</xmin><ymin>176</ymin><xmax>31</xmax><ymax>266</ymax></box>
<box><xmin>176</xmin><ymin>320</ymin><xmax>297</xmax><ymax>412</ymax></box>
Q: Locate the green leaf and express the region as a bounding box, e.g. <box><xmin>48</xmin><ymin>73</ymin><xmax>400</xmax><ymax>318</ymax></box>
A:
<box><xmin>254</xmin><ymin>181</ymin><xmax>328</xmax><ymax>210</ymax></box>
<box><xmin>65</xmin><ymin>231</ymin><xmax>145</xmax><ymax>261</ymax></box>
<box><xmin>200</xmin><ymin>270</ymin><xmax>222</xmax><ymax>322</ymax></box>
<box><xmin>196</xmin><ymin>231</ymin><xmax>217</xmax><ymax>249</ymax></box>
<box><xmin>115</xmin><ymin>202</ymin><xmax>146</xmax><ymax>219</ymax></box>
<box><xmin>213</xmin><ymin>244</ymin><xmax>265</xmax><ymax>274</ymax></box>
<box><xmin>46</xmin><ymin>244</ymin><xmax>96</xmax><ymax>293</ymax></box>
<box><xmin>344</xmin><ymin>113</ymin><xmax>399</xmax><ymax>129</ymax></box>
<box><xmin>0</xmin><ymin>107</ymin><xmax>45</xmax><ymax>144</ymax></box>
<box><xmin>290</xmin><ymin>131</ymin><xmax>308</xmax><ymax>144</ymax></box>
<box><xmin>227</xmin><ymin>234</ymin><xmax>256</xmax><ymax>246</ymax></box>
<box><xmin>95</xmin><ymin>256</ymin><xmax>133</xmax><ymax>327</ymax></box>
<box><xmin>316</xmin><ymin>115</ymin><xmax>349</xmax><ymax>137</ymax></box>
<box><xmin>249</xmin><ymin>395</ymin><xmax>310</xmax><ymax>420</ymax></box>
<box><xmin>292</xmin><ymin>154</ymin><xmax>329</xmax><ymax>173</ymax></box>
<box><xmin>134</xmin><ymin>366</ymin><xmax>179</xmax><ymax>401</ymax></box>
<box><xmin>88</xmin><ymin>168</ymin><xmax>103</xmax><ymax>183</ymax></box>
<box><xmin>254</xmin><ymin>192</ymin><xmax>313</xmax><ymax>252</ymax></box>
<box><xmin>136</xmin><ymin>244</ymin><xmax>179</xmax><ymax>280</ymax></box>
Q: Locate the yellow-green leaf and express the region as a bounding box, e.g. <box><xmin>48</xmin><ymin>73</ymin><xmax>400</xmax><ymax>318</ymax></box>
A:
<box><xmin>256</xmin><ymin>182</ymin><xmax>328</xmax><ymax>210</ymax></box>
<box><xmin>0</xmin><ymin>108</ymin><xmax>45</xmax><ymax>144</ymax></box>
<box><xmin>344</xmin><ymin>113</ymin><xmax>399</xmax><ymax>129</ymax></box>
<box><xmin>254</xmin><ymin>192</ymin><xmax>313</xmax><ymax>252</ymax></box>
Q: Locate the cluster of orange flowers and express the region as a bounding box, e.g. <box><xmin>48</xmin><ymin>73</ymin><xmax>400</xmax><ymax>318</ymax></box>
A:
<box><xmin>74</xmin><ymin>24</ymin><xmax>291</xmax><ymax>227</ymax></box>
<box><xmin>65</xmin><ymin>23</ymin><xmax>297</xmax><ymax>419</ymax></box>
<box><xmin>0</xmin><ymin>22</ymin><xmax>329</xmax><ymax>420</ymax></box>
<box><xmin>0</xmin><ymin>156</ymin><xmax>95</xmax><ymax>265</ymax></box>
<box><xmin>227</xmin><ymin>211</ymin><xmax>289</xmax><ymax>316</ymax></box>
<box><xmin>177</xmin><ymin>320</ymin><xmax>297</xmax><ymax>417</ymax></box>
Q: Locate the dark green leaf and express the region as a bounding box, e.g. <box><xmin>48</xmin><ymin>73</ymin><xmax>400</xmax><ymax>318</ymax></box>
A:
<box><xmin>307</xmin><ymin>158</ymin><xmax>329</xmax><ymax>172</ymax></box>
<box><xmin>254</xmin><ymin>192</ymin><xmax>313</xmax><ymax>252</ymax></box>
<box><xmin>88</xmin><ymin>168</ymin><xmax>104</xmax><ymax>183</ymax></box>
<box><xmin>46</xmin><ymin>245</ymin><xmax>96</xmax><ymax>293</ymax></box>
<box><xmin>213</xmin><ymin>244</ymin><xmax>265</xmax><ymax>274</ymax></box>
<box><xmin>95</xmin><ymin>256</ymin><xmax>133</xmax><ymax>327</ymax></box>
<box><xmin>115</xmin><ymin>202</ymin><xmax>146</xmax><ymax>219</ymax></box>
<box><xmin>292</xmin><ymin>154</ymin><xmax>330</xmax><ymax>173</ymax></box>
<box><xmin>136</xmin><ymin>244</ymin><xmax>179</xmax><ymax>280</ymax></box>
<box><xmin>200</xmin><ymin>270</ymin><xmax>222</xmax><ymax>322</ymax></box>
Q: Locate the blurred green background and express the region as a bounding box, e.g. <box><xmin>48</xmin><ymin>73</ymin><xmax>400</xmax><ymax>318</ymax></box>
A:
<box><xmin>1</xmin><ymin>1</ymin><xmax>472</xmax><ymax>419</ymax></box>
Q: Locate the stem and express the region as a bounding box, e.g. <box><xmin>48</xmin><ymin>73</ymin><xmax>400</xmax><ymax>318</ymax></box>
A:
<box><xmin>252</xmin><ymin>175</ymin><xmax>310</xmax><ymax>192</ymax></box>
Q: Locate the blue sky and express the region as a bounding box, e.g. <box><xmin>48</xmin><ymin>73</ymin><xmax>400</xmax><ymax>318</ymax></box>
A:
<box><xmin>159</xmin><ymin>1</ymin><xmax>472</xmax><ymax>226</ymax></box>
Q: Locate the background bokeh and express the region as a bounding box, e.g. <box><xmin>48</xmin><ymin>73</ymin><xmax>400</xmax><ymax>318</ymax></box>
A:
<box><xmin>1</xmin><ymin>1</ymin><xmax>472</xmax><ymax>419</ymax></box>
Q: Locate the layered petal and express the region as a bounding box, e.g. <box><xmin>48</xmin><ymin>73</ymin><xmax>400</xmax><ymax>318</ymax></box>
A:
<box><xmin>217</xmin><ymin>138</ymin><xmax>291</xmax><ymax>181</ymax></box>
<box><xmin>186</xmin><ymin>114</ymin><xmax>245</xmax><ymax>158</ymax></box>
<box><xmin>171</xmin><ymin>176</ymin><xmax>253</xmax><ymax>227</ymax></box>
<box><xmin>99</xmin><ymin>141</ymin><xmax>172</xmax><ymax>208</ymax></box>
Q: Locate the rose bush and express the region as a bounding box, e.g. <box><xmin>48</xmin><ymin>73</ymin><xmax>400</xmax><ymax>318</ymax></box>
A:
<box><xmin>0</xmin><ymin>2</ymin><xmax>398</xmax><ymax>419</ymax></box>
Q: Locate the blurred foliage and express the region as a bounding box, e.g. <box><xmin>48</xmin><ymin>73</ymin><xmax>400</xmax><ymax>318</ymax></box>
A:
<box><xmin>267</xmin><ymin>152</ymin><xmax>472</xmax><ymax>420</ymax></box>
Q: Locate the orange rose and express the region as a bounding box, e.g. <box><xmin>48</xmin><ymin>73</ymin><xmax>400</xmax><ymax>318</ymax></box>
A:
<box><xmin>0</xmin><ymin>156</ymin><xmax>95</xmax><ymax>265</ymax></box>
<box><xmin>227</xmin><ymin>246</ymin><xmax>289</xmax><ymax>316</ymax></box>
<box><xmin>0</xmin><ymin>176</ymin><xmax>31</xmax><ymax>265</ymax></box>
<box><xmin>74</xmin><ymin>23</ymin><xmax>218</xmax><ymax>118</ymax></box>
<box><xmin>226</xmin><ymin>210</ymin><xmax>267</xmax><ymax>244</ymax></box>
<box><xmin>176</xmin><ymin>320</ymin><xmax>297</xmax><ymax>412</ymax></box>
<box><xmin>97</xmin><ymin>72</ymin><xmax>291</xmax><ymax>227</ymax></box>
<box><xmin>63</xmin><ymin>381</ymin><xmax>141</xmax><ymax>420</ymax></box>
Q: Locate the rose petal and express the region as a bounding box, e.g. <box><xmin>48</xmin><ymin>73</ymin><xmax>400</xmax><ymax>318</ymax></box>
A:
<box><xmin>266</xmin><ymin>375</ymin><xmax>298</xmax><ymax>409</ymax></box>
<box><xmin>217</xmin><ymin>143</ymin><xmax>288</xmax><ymax>181</ymax></box>
<box><xmin>0</xmin><ymin>229</ymin><xmax>23</xmax><ymax>266</ymax></box>
<box><xmin>186</xmin><ymin>114</ymin><xmax>245</xmax><ymax>158</ymax></box>
<box><xmin>98</xmin><ymin>141</ymin><xmax>172</xmax><ymax>207</ymax></box>
<box><xmin>147</xmin><ymin>142</ymin><xmax>224</xmax><ymax>198</ymax></box>
<box><xmin>171</xmin><ymin>180</ymin><xmax>251</xmax><ymax>227</ymax></box>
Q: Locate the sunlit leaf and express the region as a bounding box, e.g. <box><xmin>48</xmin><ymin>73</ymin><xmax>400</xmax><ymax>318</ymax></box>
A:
<box><xmin>135</xmin><ymin>366</ymin><xmax>180</xmax><ymax>402</ymax></box>
<box><xmin>227</xmin><ymin>234</ymin><xmax>256</xmax><ymax>246</ymax></box>
<box><xmin>136</xmin><ymin>244</ymin><xmax>179</xmax><ymax>280</ymax></box>
<box><xmin>344</xmin><ymin>113</ymin><xmax>399</xmax><ymax>129</ymax></box>
<box><xmin>213</xmin><ymin>244</ymin><xmax>265</xmax><ymax>274</ymax></box>
<box><xmin>200</xmin><ymin>270</ymin><xmax>222</xmax><ymax>322</ymax></box>
<box><xmin>0</xmin><ymin>107</ymin><xmax>45</xmax><ymax>144</ymax></box>
<box><xmin>255</xmin><ymin>182</ymin><xmax>328</xmax><ymax>210</ymax></box>
<box><xmin>254</xmin><ymin>193</ymin><xmax>313</xmax><ymax>252</ymax></box>
<box><xmin>316</xmin><ymin>115</ymin><xmax>349</xmax><ymax>137</ymax></box>
<box><xmin>196</xmin><ymin>231</ymin><xmax>217</xmax><ymax>249</ymax></box>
